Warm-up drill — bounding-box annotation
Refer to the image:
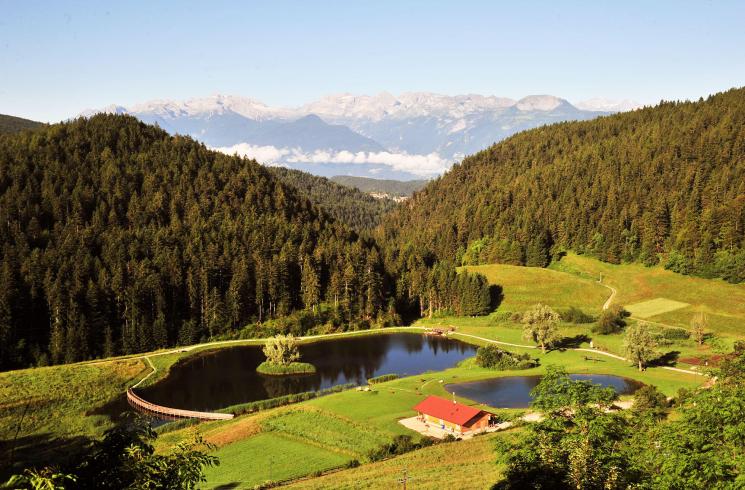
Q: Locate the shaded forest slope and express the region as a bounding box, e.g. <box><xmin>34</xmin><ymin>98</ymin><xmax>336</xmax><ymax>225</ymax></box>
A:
<box><xmin>0</xmin><ymin>115</ymin><xmax>390</xmax><ymax>370</ymax></box>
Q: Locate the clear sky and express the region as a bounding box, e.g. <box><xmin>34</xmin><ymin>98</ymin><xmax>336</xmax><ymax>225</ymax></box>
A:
<box><xmin>2</xmin><ymin>0</ymin><xmax>744</xmax><ymax>122</ymax></box>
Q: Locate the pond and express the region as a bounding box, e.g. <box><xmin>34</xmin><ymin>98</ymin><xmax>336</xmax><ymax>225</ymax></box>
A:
<box><xmin>446</xmin><ymin>374</ymin><xmax>644</xmax><ymax>409</ymax></box>
<box><xmin>117</xmin><ymin>333</ymin><xmax>476</xmax><ymax>417</ymax></box>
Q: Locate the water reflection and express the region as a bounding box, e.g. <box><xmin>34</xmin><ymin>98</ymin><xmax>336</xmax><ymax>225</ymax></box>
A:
<box><xmin>105</xmin><ymin>333</ymin><xmax>476</xmax><ymax>418</ymax></box>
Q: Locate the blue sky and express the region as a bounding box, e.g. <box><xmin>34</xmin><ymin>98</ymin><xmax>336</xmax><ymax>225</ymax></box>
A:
<box><xmin>2</xmin><ymin>0</ymin><xmax>744</xmax><ymax>122</ymax></box>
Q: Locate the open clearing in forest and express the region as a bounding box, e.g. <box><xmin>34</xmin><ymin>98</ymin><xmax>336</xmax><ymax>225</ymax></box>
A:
<box><xmin>460</xmin><ymin>263</ymin><xmax>609</xmax><ymax>314</ymax></box>
<box><xmin>626</xmin><ymin>298</ymin><xmax>690</xmax><ymax>318</ymax></box>
<box><xmin>551</xmin><ymin>253</ymin><xmax>745</xmax><ymax>338</ymax></box>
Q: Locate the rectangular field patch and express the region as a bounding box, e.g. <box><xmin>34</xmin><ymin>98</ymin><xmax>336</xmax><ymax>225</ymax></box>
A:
<box><xmin>626</xmin><ymin>298</ymin><xmax>690</xmax><ymax>318</ymax></box>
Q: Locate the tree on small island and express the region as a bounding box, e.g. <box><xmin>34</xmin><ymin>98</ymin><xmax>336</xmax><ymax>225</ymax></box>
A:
<box><xmin>522</xmin><ymin>304</ymin><xmax>561</xmax><ymax>353</ymax></box>
<box><xmin>258</xmin><ymin>334</ymin><xmax>316</xmax><ymax>375</ymax></box>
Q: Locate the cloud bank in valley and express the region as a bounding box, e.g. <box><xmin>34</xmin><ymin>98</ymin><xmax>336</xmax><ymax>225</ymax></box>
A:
<box><xmin>215</xmin><ymin>143</ymin><xmax>450</xmax><ymax>177</ymax></box>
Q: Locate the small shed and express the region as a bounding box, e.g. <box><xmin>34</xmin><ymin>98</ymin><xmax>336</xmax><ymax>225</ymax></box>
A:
<box><xmin>413</xmin><ymin>395</ymin><xmax>491</xmax><ymax>434</ymax></box>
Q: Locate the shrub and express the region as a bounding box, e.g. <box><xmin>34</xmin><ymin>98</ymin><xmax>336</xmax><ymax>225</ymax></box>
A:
<box><xmin>561</xmin><ymin>307</ymin><xmax>595</xmax><ymax>324</ymax></box>
<box><xmin>367</xmin><ymin>435</ymin><xmax>437</xmax><ymax>462</ymax></box>
<box><xmin>660</xmin><ymin>328</ymin><xmax>690</xmax><ymax>340</ymax></box>
<box><xmin>592</xmin><ymin>305</ymin><xmax>627</xmax><ymax>334</ymax></box>
<box><xmin>367</xmin><ymin>374</ymin><xmax>398</xmax><ymax>384</ymax></box>
<box><xmin>476</xmin><ymin>345</ymin><xmax>537</xmax><ymax>370</ymax></box>
<box><xmin>633</xmin><ymin>385</ymin><xmax>669</xmax><ymax>418</ymax></box>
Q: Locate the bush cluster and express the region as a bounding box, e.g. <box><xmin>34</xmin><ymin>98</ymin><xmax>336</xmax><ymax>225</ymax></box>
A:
<box><xmin>367</xmin><ymin>435</ymin><xmax>442</xmax><ymax>462</ymax></box>
<box><xmin>560</xmin><ymin>307</ymin><xmax>595</xmax><ymax>324</ymax></box>
<box><xmin>367</xmin><ymin>373</ymin><xmax>398</xmax><ymax>384</ymax></box>
<box><xmin>592</xmin><ymin>305</ymin><xmax>627</xmax><ymax>334</ymax></box>
<box><xmin>475</xmin><ymin>345</ymin><xmax>537</xmax><ymax>370</ymax></box>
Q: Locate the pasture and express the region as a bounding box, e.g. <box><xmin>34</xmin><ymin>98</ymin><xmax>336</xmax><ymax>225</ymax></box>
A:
<box><xmin>461</xmin><ymin>263</ymin><xmax>610</xmax><ymax>314</ymax></box>
<box><xmin>552</xmin><ymin>253</ymin><xmax>745</xmax><ymax>337</ymax></box>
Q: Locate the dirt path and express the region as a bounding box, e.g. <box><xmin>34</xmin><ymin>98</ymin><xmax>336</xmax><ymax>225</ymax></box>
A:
<box><xmin>600</xmin><ymin>281</ymin><xmax>617</xmax><ymax>310</ymax></box>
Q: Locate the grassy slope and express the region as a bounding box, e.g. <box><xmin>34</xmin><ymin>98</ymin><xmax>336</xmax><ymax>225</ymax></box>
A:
<box><xmin>4</xmin><ymin>255</ymin><xmax>730</xmax><ymax>485</ymax></box>
<box><xmin>0</xmin><ymin>358</ymin><xmax>148</xmax><ymax>471</ymax></box>
<box><xmin>461</xmin><ymin>263</ymin><xmax>610</xmax><ymax>314</ymax></box>
<box><xmin>155</xmin><ymin>338</ymin><xmax>701</xmax><ymax>488</ymax></box>
<box><xmin>552</xmin><ymin>252</ymin><xmax>745</xmax><ymax>338</ymax></box>
<box><xmin>286</xmin><ymin>432</ymin><xmax>508</xmax><ymax>490</ymax></box>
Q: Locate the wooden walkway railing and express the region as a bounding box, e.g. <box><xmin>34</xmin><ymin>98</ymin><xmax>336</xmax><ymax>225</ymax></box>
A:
<box><xmin>126</xmin><ymin>388</ymin><xmax>234</xmax><ymax>421</ymax></box>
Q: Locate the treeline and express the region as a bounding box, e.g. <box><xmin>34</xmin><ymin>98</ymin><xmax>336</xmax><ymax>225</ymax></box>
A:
<box><xmin>379</xmin><ymin>87</ymin><xmax>745</xmax><ymax>282</ymax></box>
<box><xmin>0</xmin><ymin>115</ymin><xmax>395</xmax><ymax>370</ymax></box>
<box><xmin>0</xmin><ymin>114</ymin><xmax>43</xmax><ymax>134</ymax></box>
<box><xmin>266</xmin><ymin>166</ymin><xmax>397</xmax><ymax>230</ymax></box>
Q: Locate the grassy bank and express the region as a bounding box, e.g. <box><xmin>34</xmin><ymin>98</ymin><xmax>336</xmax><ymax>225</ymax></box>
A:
<box><xmin>256</xmin><ymin>361</ymin><xmax>316</xmax><ymax>375</ymax></box>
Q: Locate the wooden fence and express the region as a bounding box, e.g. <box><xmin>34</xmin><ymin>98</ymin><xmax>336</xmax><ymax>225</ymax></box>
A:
<box><xmin>126</xmin><ymin>388</ymin><xmax>234</xmax><ymax>421</ymax></box>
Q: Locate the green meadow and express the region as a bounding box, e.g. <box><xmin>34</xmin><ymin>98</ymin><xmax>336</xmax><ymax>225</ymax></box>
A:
<box><xmin>4</xmin><ymin>253</ymin><xmax>739</xmax><ymax>486</ymax></box>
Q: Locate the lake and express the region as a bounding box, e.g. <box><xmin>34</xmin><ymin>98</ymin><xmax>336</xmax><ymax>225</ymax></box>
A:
<box><xmin>130</xmin><ymin>332</ymin><xmax>477</xmax><ymax>415</ymax></box>
<box><xmin>446</xmin><ymin>374</ymin><xmax>644</xmax><ymax>408</ymax></box>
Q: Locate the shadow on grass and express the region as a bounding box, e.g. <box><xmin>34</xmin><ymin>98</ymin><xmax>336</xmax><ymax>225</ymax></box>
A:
<box><xmin>0</xmin><ymin>432</ymin><xmax>93</xmax><ymax>480</ymax></box>
<box><xmin>490</xmin><ymin>285</ymin><xmax>504</xmax><ymax>311</ymax></box>
<box><xmin>553</xmin><ymin>334</ymin><xmax>591</xmax><ymax>351</ymax></box>
<box><xmin>214</xmin><ymin>484</ymin><xmax>241</xmax><ymax>490</ymax></box>
<box><xmin>650</xmin><ymin>351</ymin><xmax>681</xmax><ymax>367</ymax></box>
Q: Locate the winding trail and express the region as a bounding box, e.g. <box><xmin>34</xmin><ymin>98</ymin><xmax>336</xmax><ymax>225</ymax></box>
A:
<box><xmin>599</xmin><ymin>281</ymin><xmax>617</xmax><ymax>310</ymax></box>
<box><xmin>451</xmin><ymin>332</ymin><xmax>702</xmax><ymax>376</ymax></box>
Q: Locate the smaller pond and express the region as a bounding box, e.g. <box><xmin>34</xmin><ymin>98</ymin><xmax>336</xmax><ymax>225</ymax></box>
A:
<box><xmin>446</xmin><ymin>374</ymin><xmax>644</xmax><ymax>409</ymax></box>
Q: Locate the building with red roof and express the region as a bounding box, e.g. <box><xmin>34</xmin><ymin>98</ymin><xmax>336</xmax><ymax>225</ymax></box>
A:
<box><xmin>413</xmin><ymin>395</ymin><xmax>492</xmax><ymax>434</ymax></box>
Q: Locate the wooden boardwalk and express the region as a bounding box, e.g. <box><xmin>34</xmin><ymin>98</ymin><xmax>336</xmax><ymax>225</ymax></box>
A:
<box><xmin>126</xmin><ymin>388</ymin><xmax>234</xmax><ymax>421</ymax></box>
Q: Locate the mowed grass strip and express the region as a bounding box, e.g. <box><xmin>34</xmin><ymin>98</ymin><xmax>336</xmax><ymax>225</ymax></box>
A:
<box><xmin>260</xmin><ymin>407</ymin><xmax>389</xmax><ymax>457</ymax></box>
<box><xmin>286</xmin><ymin>432</ymin><xmax>509</xmax><ymax>490</ymax></box>
<box><xmin>626</xmin><ymin>298</ymin><xmax>690</xmax><ymax>318</ymax></box>
<box><xmin>203</xmin><ymin>432</ymin><xmax>350</xmax><ymax>489</ymax></box>
<box><xmin>461</xmin><ymin>263</ymin><xmax>609</xmax><ymax>313</ymax></box>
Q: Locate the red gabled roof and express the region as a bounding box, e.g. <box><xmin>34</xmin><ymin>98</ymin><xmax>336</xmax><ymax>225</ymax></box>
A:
<box><xmin>413</xmin><ymin>395</ymin><xmax>483</xmax><ymax>426</ymax></box>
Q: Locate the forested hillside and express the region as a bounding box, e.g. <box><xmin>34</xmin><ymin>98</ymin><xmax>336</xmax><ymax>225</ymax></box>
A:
<box><xmin>330</xmin><ymin>175</ymin><xmax>427</xmax><ymax>198</ymax></box>
<box><xmin>0</xmin><ymin>115</ymin><xmax>394</xmax><ymax>370</ymax></box>
<box><xmin>0</xmin><ymin>114</ymin><xmax>42</xmax><ymax>134</ymax></box>
<box><xmin>266</xmin><ymin>167</ymin><xmax>396</xmax><ymax>229</ymax></box>
<box><xmin>379</xmin><ymin>88</ymin><xmax>745</xmax><ymax>282</ymax></box>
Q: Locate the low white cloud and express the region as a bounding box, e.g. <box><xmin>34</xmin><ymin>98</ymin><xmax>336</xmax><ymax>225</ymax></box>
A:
<box><xmin>215</xmin><ymin>143</ymin><xmax>450</xmax><ymax>177</ymax></box>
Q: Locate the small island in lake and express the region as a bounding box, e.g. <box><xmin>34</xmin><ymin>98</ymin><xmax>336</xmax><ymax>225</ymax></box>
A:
<box><xmin>257</xmin><ymin>334</ymin><xmax>316</xmax><ymax>375</ymax></box>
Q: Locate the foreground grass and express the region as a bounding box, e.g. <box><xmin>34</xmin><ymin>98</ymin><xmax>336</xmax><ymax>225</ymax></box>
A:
<box><xmin>152</xmin><ymin>340</ymin><xmax>702</xmax><ymax>488</ymax></box>
<box><xmin>552</xmin><ymin>252</ymin><xmax>745</xmax><ymax>337</ymax></box>
<box><xmin>286</xmin><ymin>432</ymin><xmax>510</xmax><ymax>490</ymax></box>
<box><xmin>203</xmin><ymin>432</ymin><xmax>350</xmax><ymax>488</ymax></box>
<box><xmin>0</xmin><ymin>358</ymin><xmax>148</xmax><ymax>471</ymax></box>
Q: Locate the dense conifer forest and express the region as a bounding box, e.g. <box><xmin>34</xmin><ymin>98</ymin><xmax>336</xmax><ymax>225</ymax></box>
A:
<box><xmin>380</xmin><ymin>88</ymin><xmax>745</xmax><ymax>282</ymax></box>
<box><xmin>266</xmin><ymin>167</ymin><xmax>397</xmax><ymax>230</ymax></box>
<box><xmin>0</xmin><ymin>114</ymin><xmax>496</xmax><ymax>371</ymax></box>
<box><xmin>0</xmin><ymin>115</ymin><xmax>402</xmax><ymax>369</ymax></box>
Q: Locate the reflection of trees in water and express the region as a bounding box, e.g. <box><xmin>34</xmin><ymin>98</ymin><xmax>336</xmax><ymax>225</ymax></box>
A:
<box><xmin>260</xmin><ymin>373</ymin><xmax>321</xmax><ymax>399</ymax></box>
<box><xmin>122</xmin><ymin>334</ymin><xmax>476</xmax><ymax>420</ymax></box>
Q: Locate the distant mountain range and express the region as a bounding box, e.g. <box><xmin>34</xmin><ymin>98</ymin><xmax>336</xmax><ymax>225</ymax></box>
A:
<box><xmin>82</xmin><ymin>93</ymin><xmax>642</xmax><ymax>179</ymax></box>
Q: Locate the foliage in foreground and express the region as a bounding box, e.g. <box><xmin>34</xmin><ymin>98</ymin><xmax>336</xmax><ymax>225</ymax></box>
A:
<box><xmin>1</xmin><ymin>416</ymin><xmax>218</xmax><ymax>490</ymax></box>
<box><xmin>495</xmin><ymin>345</ymin><xmax>745</xmax><ymax>489</ymax></box>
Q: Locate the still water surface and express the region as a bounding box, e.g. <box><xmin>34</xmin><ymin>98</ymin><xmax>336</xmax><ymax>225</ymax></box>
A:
<box><xmin>447</xmin><ymin>374</ymin><xmax>644</xmax><ymax>408</ymax></box>
<box><xmin>134</xmin><ymin>333</ymin><xmax>477</xmax><ymax>413</ymax></box>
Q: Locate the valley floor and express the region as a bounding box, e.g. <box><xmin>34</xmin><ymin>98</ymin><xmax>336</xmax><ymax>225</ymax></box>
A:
<box><xmin>3</xmin><ymin>254</ymin><xmax>741</xmax><ymax>486</ymax></box>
